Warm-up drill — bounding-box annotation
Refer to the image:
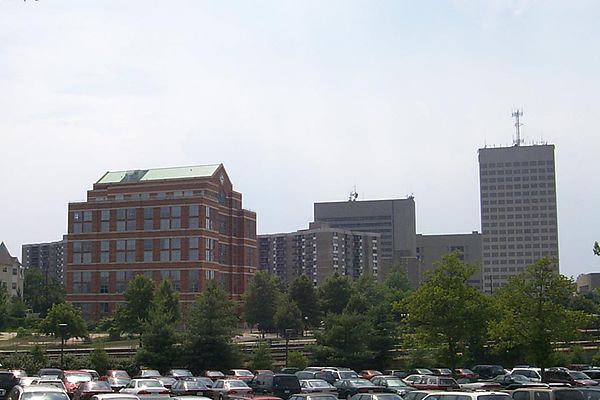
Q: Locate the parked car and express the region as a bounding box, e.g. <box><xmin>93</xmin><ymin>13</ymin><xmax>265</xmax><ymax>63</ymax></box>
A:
<box><xmin>359</xmin><ymin>372</ymin><xmax>383</xmax><ymax>381</ymax></box>
<box><xmin>382</xmin><ymin>372</ymin><xmax>407</xmax><ymax>380</ymax></box>
<box><xmin>30</xmin><ymin>379</ymin><xmax>67</xmax><ymax>391</ymax></box>
<box><xmin>135</xmin><ymin>372</ymin><xmax>160</xmax><ymax>380</ymax></box>
<box><xmin>17</xmin><ymin>378</ymin><xmax>38</xmax><ymax>387</ymax></box>
<box><xmin>408</xmin><ymin>370</ymin><xmax>433</xmax><ymax>377</ymax></box>
<box><xmin>543</xmin><ymin>370</ymin><xmax>598</xmax><ymax>386</ymax></box>
<box><xmin>169</xmin><ymin>396</ymin><xmax>212</xmax><ymax>400</ymax></box>
<box><xmin>422</xmin><ymin>391</ymin><xmax>511</xmax><ymax>400</ymax></box>
<box><xmin>59</xmin><ymin>371</ymin><xmax>94</xmax><ymax>398</ymax></box>
<box><xmin>0</xmin><ymin>371</ymin><xmax>19</xmax><ymax>400</ymax></box>
<box><xmin>155</xmin><ymin>378</ymin><xmax>176</xmax><ymax>390</ymax></box>
<box><xmin>170</xmin><ymin>380</ymin><xmax>212</xmax><ymax>397</ymax></box>
<box><xmin>471</xmin><ymin>366</ymin><xmax>506</xmax><ymax>380</ymax></box>
<box><xmin>511</xmin><ymin>387</ymin><xmax>585</xmax><ymax>400</ymax></box>
<box><xmin>90</xmin><ymin>394</ymin><xmax>141</xmax><ymax>400</ymax></box>
<box><xmin>349</xmin><ymin>394</ymin><xmax>402</xmax><ymax>400</ymax></box>
<box><xmin>281</xmin><ymin>370</ymin><xmax>300</xmax><ymax>376</ymax></box>
<box><xmin>429</xmin><ymin>370</ymin><xmax>452</xmax><ymax>377</ymax></box>
<box><xmin>206</xmin><ymin>373</ymin><xmax>226</xmax><ymax>382</ymax></box>
<box><xmin>402</xmin><ymin>376</ymin><xmax>427</xmax><ymax>386</ymax></box>
<box><xmin>119</xmin><ymin>379</ymin><xmax>170</xmax><ymax>400</ymax></box>
<box><xmin>251</xmin><ymin>374</ymin><xmax>301</xmax><ymax>400</ymax></box>
<box><xmin>299</xmin><ymin>380</ymin><xmax>336</xmax><ymax>394</ymax></box>
<box><xmin>166</xmin><ymin>370</ymin><xmax>193</xmax><ymax>380</ymax></box>
<box><xmin>491</xmin><ymin>374</ymin><xmax>542</xmax><ymax>390</ymax></box>
<box><xmin>73</xmin><ymin>381</ymin><xmax>114</xmax><ymax>400</ymax></box>
<box><xmin>227</xmin><ymin>371</ymin><xmax>255</xmax><ymax>384</ymax></box>
<box><xmin>577</xmin><ymin>387</ymin><xmax>600</xmax><ymax>400</ymax></box>
<box><xmin>104</xmin><ymin>372</ymin><xmax>131</xmax><ymax>381</ymax></box>
<box><xmin>106</xmin><ymin>378</ymin><xmax>131</xmax><ymax>393</ymax></box>
<box><xmin>288</xmin><ymin>393</ymin><xmax>338</xmax><ymax>400</ymax></box>
<box><xmin>183</xmin><ymin>378</ymin><xmax>216</xmax><ymax>389</ymax></box>
<box><xmin>6</xmin><ymin>384</ymin><xmax>70</xmax><ymax>400</ymax></box>
<box><xmin>296</xmin><ymin>373</ymin><xmax>317</xmax><ymax>381</ymax></box>
<box><xmin>211</xmin><ymin>380</ymin><xmax>252</xmax><ymax>400</ymax></box>
<box><xmin>511</xmin><ymin>369</ymin><xmax>542</xmax><ymax>382</ymax></box>
<box><xmin>37</xmin><ymin>369</ymin><xmax>63</xmax><ymax>380</ymax></box>
<box><xmin>81</xmin><ymin>371</ymin><xmax>101</xmax><ymax>381</ymax></box>
<box><xmin>316</xmin><ymin>372</ymin><xmax>358</xmax><ymax>386</ymax></box>
<box><xmin>369</xmin><ymin>376</ymin><xmax>413</xmax><ymax>397</ymax></box>
<box><xmin>401</xmin><ymin>391</ymin><xmax>440</xmax><ymax>400</ymax></box>
<box><xmin>454</xmin><ymin>369</ymin><xmax>479</xmax><ymax>381</ymax></box>
<box><xmin>583</xmin><ymin>371</ymin><xmax>600</xmax><ymax>384</ymax></box>
<box><xmin>409</xmin><ymin>376</ymin><xmax>459</xmax><ymax>391</ymax></box>
<box><xmin>334</xmin><ymin>379</ymin><xmax>385</xmax><ymax>400</ymax></box>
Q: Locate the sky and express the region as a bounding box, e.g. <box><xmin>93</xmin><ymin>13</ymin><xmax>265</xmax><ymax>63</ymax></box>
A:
<box><xmin>1</xmin><ymin>0</ymin><xmax>599</xmax><ymax>279</ymax></box>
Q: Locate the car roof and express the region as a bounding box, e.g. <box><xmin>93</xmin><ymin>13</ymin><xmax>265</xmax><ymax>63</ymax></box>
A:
<box><xmin>21</xmin><ymin>386</ymin><xmax>67</xmax><ymax>393</ymax></box>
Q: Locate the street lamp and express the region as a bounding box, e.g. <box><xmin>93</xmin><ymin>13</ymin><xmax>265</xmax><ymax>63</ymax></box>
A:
<box><xmin>284</xmin><ymin>329</ymin><xmax>293</xmax><ymax>367</ymax></box>
<box><xmin>58</xmin><ymin>323</ymin><xmax>67</xmax><ymax>368</ymax></box>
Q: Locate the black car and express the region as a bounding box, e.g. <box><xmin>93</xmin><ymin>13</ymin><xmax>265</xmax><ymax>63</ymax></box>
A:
<box><xmin>334</xmin><ymin>379</ymin><xmax>386</xmax><ymax>400</ymax></box>
<box><xmin>370</xmin><ymin>376</ymin><xmax>413</xmax><ymax>397</ymax></box>
<box><xmin>0</xmin><ymin>371</ymin><xmax>19</xmax><ymax>400</ymax></box>
<box><xmin>250</xmin><ymin>373</ymin><xmax>301</xmax><ymax>400</ymax></box>
<box><xmin>471</xmin><ymin>365</ymin><xmax>506</xmax><ymax>379</ymax></box>
<box><xmin>170</xmin><ymin>380</ymin><xmax>212</xmax><ymax>397</ymax></box>
<box><xmin>492</xmin><ymin>374</ymin><xmax>540</xmax><ymax>390</ymax></box>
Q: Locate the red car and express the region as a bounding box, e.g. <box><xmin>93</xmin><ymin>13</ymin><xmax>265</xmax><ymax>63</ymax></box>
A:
<box><xmin>360</xmin><ymin>371</ymin><xmax>383</xmax><ymax>380</ymax></box>
<box><xmin>59</xmin><ymin>370</ymin><xmax>94</xmax><ymax>398</ymax></box>
<box><xmin>73</xmin><ymin>381</ymin><xmax>113</xmax><ymax>400</ymax></box>
<box><xmin>454</xmin><ymin>369</ymin><xmax>479</xmax><ymax>380</ymax></box>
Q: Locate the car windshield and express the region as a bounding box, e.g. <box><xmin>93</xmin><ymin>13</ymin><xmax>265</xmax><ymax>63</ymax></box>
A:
<box><xmin>141</xmin><ymin>371</ymin><xmax>160</xmax><ymax>377</ymax></box>
<box><xmin>38</xmin><ymin>382</ymin><xmax>64</xmax><ymax>389</ymax></box>
<box><xmin>112</xmin><ymin>372</ymin><xmax>130</xmax><ymax>378</ymax></box>
<box><xmin>514</xmin><ymin>370</ymin><xmax>538</xmax><ymax>378</ymax></box>
<box><xmin>22</xmin><ymin>392</ymin><xmax>70</xmax><ymax>400</ymax></box>
<box><xmin>235</xmin><ymin>370</ymin><xmax>253</xmax><ymax>377</ymax></box>
<box><xmin>570</xmin><ymin>372</ymin><xmax>591</xmax><ymax>380</ymax></box>
<box><xmin>86</xmin><ymin>382</ymin><xmax>112</xmax><ymax>390</ymax></box>
<box><xmin>340</xmin><ymin>372</ymin><xmax>359</xmax><ymax>379</ymax></box>
<box><xmin>307</xmin><ymin>396</ymin><xmax>337</xmax><ymax>400</ymax></box>
<box><xmin>108</xmin><ymin>378</ymin><xmax>130</xmax><ymax>384</ymax></box>
<box><xmin>172</xmin><ymin>370</ymin><xmax>192</xmax><ymax>376</ymax></box>
<box><xmin>185</xmin><ymin>382</ymin><xmax>207</xmax><ymax>389</ymax></box>
<box><xmin>386</xmin><ymin>379</ymin><xmax>408</xmax><ymax>388</ymax></box>
<box><xmin>65</xmin><ymin>373</ymin><xmax>92</xmax><ymax>383</ymax></box>
<box><xmin>349</xmin><ymin>379</ymin><xmax>373</xmax><ymax>386</ymax></box>
<box><xmin>439</xmin><ymin>379</ymin><xmax>456</xmax><ymax>385</ymax></box>
<box><xmin>511</xmin><ymin>374</ymin><xmax>532</xmax><ymax>382</ymax></box>
<box><xmin>461</xmin><ymin>370</ymin><xmax>474</xmax><ymax>374</ymax></box>
<box><xmin>227</xmin><ymin>381</ymin><xmax>249</xmax><ymax>388</ymax></box>
<box><xmin>138</xmin><ymin>380</ymin><xmax>162</xmax><ymax>388</ymax></box>
<box><xmin>375</xmin><ymin>395</ymin><xmax>402</xmax><ymax>400</ymax></box>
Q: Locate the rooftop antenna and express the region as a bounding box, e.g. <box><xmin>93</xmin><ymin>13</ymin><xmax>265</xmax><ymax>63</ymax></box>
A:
<box><xmin>512</xmin><ymin>109</ymin><xmax>524</xmax><ymax>146</ymax></box>
<box><xmin>348</xmin><ymin>186</ymin><xmax>358</xmax><ymax>202</ymax></box>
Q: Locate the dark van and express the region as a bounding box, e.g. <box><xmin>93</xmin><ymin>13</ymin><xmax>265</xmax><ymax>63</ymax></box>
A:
<box><xmin>251</xmin><ymin>373</ymin><xmax>301</xmax><ymax>400</ymax></box>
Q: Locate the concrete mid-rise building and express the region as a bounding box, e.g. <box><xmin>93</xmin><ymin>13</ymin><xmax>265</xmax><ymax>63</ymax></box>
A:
<box><xmin>479</xmin><ymin>143</ymin><xmax>559</xmax><ymax>293</ymax></box>
<box><xmin>576</xmin><ymin>273</ymin><xmax>600</xmax><ymax>295</ymax></box>
<box><xmin>258</xmin><ymin>222</ymin><xmax>379</xmax><ymax>286</ymax></box>
<box><xmin>65</xmin><ymin>164</ymin><xmax>257</xmax><ymax>320</ymax></box>
<box><xmin>22</xmin><ymin>239</ymin><xmax>66</xmax><ymax>285</ymax></box>
<box><xmin>415</xmin><ymin>232</ymin><xmax>482</xmax><ymax>289</ymax></box>
<box><xmin>314</xmin><ymin>197</ymin><xmax>417</xmax><ymax>276</ymax></box>
<box><xmin>0</xmin><ymin>242</ymin><xmax>25</xmax><ymax>297</ymax></box>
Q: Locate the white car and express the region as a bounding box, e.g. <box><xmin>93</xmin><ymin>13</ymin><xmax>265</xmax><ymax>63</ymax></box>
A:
<box><xmin>422</xmin><ymin>391</ymin><xmax>512</xmax><ymax>400</ymax></box>
<box><xmin>510</xmin><ymin>368</ymin><xmax>542</xmax><ymax>382</ymax></box>
<box><xmin>119</xmin><ymin>379</ymin><xmax>170</xmax><ymax>400</ymax></box>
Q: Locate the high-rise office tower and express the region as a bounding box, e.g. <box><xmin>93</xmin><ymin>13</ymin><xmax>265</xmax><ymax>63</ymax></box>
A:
<box><xmin>478</xmin><ymin>118</ymin><xmax>559</xmax><ymax>293</ymax></box>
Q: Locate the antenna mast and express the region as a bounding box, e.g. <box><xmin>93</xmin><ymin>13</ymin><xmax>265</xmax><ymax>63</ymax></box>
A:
<box><xmin>512</xmin><ymin>109</ymin><xmax>524</xmax><ymax>146</ymax></box>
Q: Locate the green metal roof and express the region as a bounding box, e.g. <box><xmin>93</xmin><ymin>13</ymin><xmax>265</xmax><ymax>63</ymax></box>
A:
<box><xmin>97</xmin><ymin>164</ymin><xmax>221</xmax><ymax>184</ymax></box>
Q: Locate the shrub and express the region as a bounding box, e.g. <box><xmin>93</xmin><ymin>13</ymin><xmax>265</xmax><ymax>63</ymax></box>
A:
<box><xmin>288</xmin><ymin>351</ymin><xmax>308</xmax><ymax>370</ymax></box>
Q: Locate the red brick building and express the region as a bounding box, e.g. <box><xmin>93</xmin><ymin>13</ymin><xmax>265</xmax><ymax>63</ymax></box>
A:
<box><xmin>65</xmin><ymin>164</ymin><xmax>257</xmax><ymax>320</ymax></box>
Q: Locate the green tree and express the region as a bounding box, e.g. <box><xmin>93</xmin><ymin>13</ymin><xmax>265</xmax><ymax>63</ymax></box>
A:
<box><xmin>10</xmin><ymin>295</ymin><xmax>28</xmax><ymax>319</ymax></box>
<box><xmin>404</xmin><ymin>252</ymin><xmax>489</xmax><ymax>372</ymax></box>
<box><xmin>317</xmin><ymin>273</ymin><xmax>354</xmax><ymax>315</ymax></box>
<box><xmin>488</xmin><ymin>257</ymin><xmax>589</xmax><ymax>371</ymax></box>
<box><xmin>89</xmin><ymin>348</ymin><xmax>110</xmax><ymax>375</ymax></box>
<box><xmin>311</xmin><ymin>312</ymin><xmax>374</xmax><ymax>371</ymax></box>
<box><xmin>38</xmin><ymin>302</ymin><xmax>88</xmax><ymax>340</ymax></box>
<box><xmin>115</xmin><ymin>275</ymin><xmax>155</xmax><ymax>338</ymax></box>
<box><xmin>136</xmin><ymin>307</ymin><xmax>178</xmax><ymax>373</ymax></box>
<box><xmin>288</xmin><ymin>351</ymin><xmax>308</xmax><ymax>370</ymax></box>
<box><xmin>0</xmin><ymin>284</ymin><xmax>9</xmax><ymax>329</ymax></box>
<box><xmin>274</xmin><ymin>300</ymin><xmax>303</xmax><ymax>335</ymax></box>
<box><xmin>594</xmin><ymin>241</ymin><xmax>600</xmax><ymax>256</ymax></box>
<box><xmin>183</xmin><ymin>281</ymin><xmax>240</xmax><ymax>373</ymax></box>
<box><xmin>153</xmin><ymin>279</ymin><xmax>180</xmax><ymax>325</ymax></box>
<box><xmin>249</xmin><ymin>342</ymin><xmax>274</xmax><ymax>371</ymax></box>
<box><xmin>383</xmin><ymin>262</ymin><xmax>412</xmax><ymax>305</ymax></box>
<box><xmin>243</xmin><ymin>271</ymin><xmax>281</xmax><ymax>335</ymax></box>
<box><xmin>23</xmin><ymin>268</ymin><xmax>65</xmax><ymax>316</ymax></box>
<box><xmin>31</xmin><ymin>344</ymin><xmax>48</xmax><ymax>371</ymax></box>
<box><xmin>288</xmin><ymin>275</ymin><xmax>320</xmax><ymax>329</ymax></box>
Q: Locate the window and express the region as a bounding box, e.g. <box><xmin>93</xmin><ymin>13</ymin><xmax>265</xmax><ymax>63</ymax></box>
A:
<box><xmin>219</xmin><ymin>214</ymin><xmax>227</xmax><ymax>234</ymax></box>
<box><xmin>144</xmin><ymin>239</ymin><xmax>153</xmax><ymax>262</ymax></box>
<box><xmin>116</xmin><ymin>271</ymin><xmax>133</xmax><ymax>293</ymax></box>
<box><xmin>116</xmin><ymin>240</ymin><xmax>126</xmax><ymax>262</ymax></box>
<box><xmin>100</xmin><ymin>241</ymin><xmax>110</xmax><ymax>263</ymax></box>
<box><xmin>205</xmin><ymin>238</ymin><xmax>215</xmax><ymax>261</ymax></box>
<box><xmin>72</xmin><ymin>211</ymin><xmax>91</xmax><ymax>233</ymax></box>
<box><xmin>126</xmin><ymin>239</ymin><xmax>136</xmax><ymax>262</ymax></box>
<box><xmin>189</xmin><ymin>205</ymin><xmax>200</xmax><ymax>228</ymax></box>
<box><xmin>219</xmin><ymin>244</ymin><xmax>227</xmax><ymax>264</ymax></box>
<box><xmin>126</xmin><ymin>208</ymin><xmax>137</xmax><ymax>231</ymax></box>
<box><xmin>189</xmin><ymin>270</ymin><xmax>199</xmax><ymax>292</ymax></box>
<box><xmin>100</xmin><ymin>272</ymin><xmax>109</xmax><ymax>293</ymax></box>
<box><xmin>101</xmin><ymin>210</ymin><xmax>110</xmax><ymax>232</ymax></box>
<box><xmin>99</xmin><ymin>303</ymin><xmax>109</xmax><ymax>316</ymax></box>
<box><xmin>189</xmin><ymin>237</ymin><xmax>199</xmax><ymax>260</ymax></box>
<box><xmin>72</xmin><ymin>241</ymin><xmax>91</xmax><ymax>264</ymax></box>
<box><xmin>160</xmin><ymin>238</ymin><xmax>181</xmax><ymax>261</ymax></box>
<box><xmin>206</xmin><ymin>269</ymin><xmax>215</xmax><ymax>280</ymax></box>
<box><xmin>160</xmin><ymin>270</ymin><xmax>180</xmax><ymax>291</ymax></box>
<box><xmin>205</xmin><ymin>207</ymin><xmax>213</xmax><ymax>230</ymax></box>
<box><xmin>160</xmin><ymin>206</ymin><xmax>181</xmax><ymax>229</ymax></box>
<box><xmin>144</xmin><ymin>207</ymin><xmax>154</xmax><ymax>230</ymax></box>
<box><xmin>72</xmin><ymin>271</ymin><xmax>91</xmax><ymax>293</ymax></box>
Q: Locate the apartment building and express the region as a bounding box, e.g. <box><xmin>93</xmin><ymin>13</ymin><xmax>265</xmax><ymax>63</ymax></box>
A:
<box><xmin>22</xmin><ymin>239</ymin><xmax>66</xmax><ymax>285</ymax></box>
<box><xmin>0</xmin><ymin>242</ymin><xmax>25</xmax><ymax>297</ymax></box>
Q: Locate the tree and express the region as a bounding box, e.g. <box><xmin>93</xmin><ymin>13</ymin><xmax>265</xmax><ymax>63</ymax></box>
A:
<box><xmin>0</xmin><ymin>284</ymin><xmax>9</xmax><ymax>329</ymax></box>
<box><xmin>317</xmin><ymin>273</ymin><xmax>354</xmax><ymax>315</ymax></box>
<box><xmin>115</xmin><ymin>275</ymin><xmax>155</xmax><ymax>337</ymax></box>
<box><xmin>136</xmin><ymin>307</ymin><xmax>178</xmax><ymax>373</ymax></box>
<box><xmin>288</xmin><ymin>351</ymin><xmax>308</xmax><ymax>370</ymax></box>
<box><xmin>38</xmin><ymin>302</ymin><xmax>88</xmax><ymax>340</ymax></box>
<box><xmin>288</xmin><ymin>275</ymin><xmax>320</xmax><ymax>329</ymax></box>
<box><xmin>488</xmin><ymin>257</ymin><xmax>589</xmax><ymax>371</ymax></box>
<box><xmin>248</xmin><ymin>342</ymin><xmax>274</xmax><ymax>371</ymax></box>
<box><xmin>243</xmin><ymin>271</ymin><xmax>281</xmax><ymax>335</ymax></box>
<box><xmin>153</xmin><ymin>279</ymin><xmax>180</xmax><ymax>325</ymax></box>
<box><xmin>89</xmin><ymin>348</ymin><xmax>110</xmax><ymax>375</ymax></box>
<box><xmin>404</xmin><ymin>252</ymin><xmax>489</xmax><ymax>372</ymax></box>
<box><xmin>183</xmin><ymin>281</ymin><xmax>240</xmax><ymax>373</ymax></box>
<box><xmin>274</xmin><ymin>300</ymin><xmax>303</xmax><ymax>335</ymax></box>
<box><xmin>23</xmin><ymin>268</ymin><xmax>65</xmax><ymax>316</ymax></box>
<box><xmin>594</xmin><ymin>241</ymin><xmax>600</xmax><ymax>256</ymax></box>
<box><xmin>383</xmin><ymin>262</ymin><xmax>412</xmax><ymax>305</ymax></box>
<box><xmin>311</xmin><ymin>312</ymin><xmax>374</xmax><ymax>371</ymax></box>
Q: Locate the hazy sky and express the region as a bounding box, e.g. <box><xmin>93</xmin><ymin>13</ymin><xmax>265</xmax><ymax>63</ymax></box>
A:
<box><xmin>1</xmin><ymin>0</ymin><xmax>598</xmax><ymax>278</ymax></box>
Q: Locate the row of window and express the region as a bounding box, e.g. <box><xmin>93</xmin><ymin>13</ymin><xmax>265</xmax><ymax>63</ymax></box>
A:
<box><xmin>480</xmin><ymin>160</ymin><xmax>554</xmax><ymax>168</ymax></box>
<box><xmin>482</xmin><ymin>198</ymin><xmax>556</xmax><ymax>205</ymax></box>
<box><xmin>71</xmin><ymin>268</ymin><xmax>228</xmax><ymax>294</ymax></box>
<box><xmin>481</xmin><ymin>190</ymin><xmax>556</xmax><ymax>198</ymax></box>
<box><xmin>482</xmin><ymin>205</ymin><xmax>553</xmax><ymax>212</ymax></box>
<box><xmin>483</xmin><ymin>213</ymin><xmax>554</xmax><ymax>220</ymax></box>
<box><xmin>484</xmin><ymin>251</ymin><xmax>557</xmax><ymax>257</ymax></box>
<box><xmin>484</xmin><ymin>259</ymin><xmax>538</xmax><ymax>265</ymax></box>
<box><xmin>484</xmin><ymin>242</ymin><xmax>555</xmax><ymax>249</ymax></box>
<box><xmin>481</xmin><ymin>183</ymin><xmax>553</xmax><ymax>190</ymax></box>
<box><xmin>91</xmin><ymin>189</ymin><xmax>228</xmax><ymax>205</ymax></box>
<box><xmin>484</xmin><ymin>267</ymin><xmax>525</xmax><ymax>273</ymax></box>
<box><xmin>481</xmin><ymin>177</ymin><xmax>554</xmax><ymax>183</ymax></box>
<box><xmin>480</xmin><ymin>168</ymin><xmax>554</xmax><ymax>175</ymax></box>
